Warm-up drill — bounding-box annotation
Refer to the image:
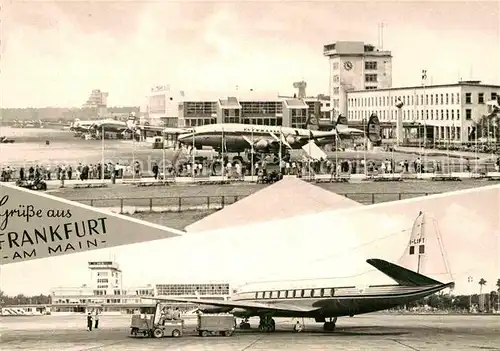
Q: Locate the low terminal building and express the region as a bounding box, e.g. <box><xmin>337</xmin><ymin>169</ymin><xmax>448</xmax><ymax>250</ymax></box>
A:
<box><xmin>346</xmin><ymin>81</ymin><xmax>500</xmax><ymax>143</ymax></box>
<box><xmin>49</xmin><ymin>260</ymin><xmax>231</xmax><ymax>314</ymax></box>
<box><xmin>146</xmin><ymin>85</ymin><xmax>332</xmax><ymax>129</ymax></box>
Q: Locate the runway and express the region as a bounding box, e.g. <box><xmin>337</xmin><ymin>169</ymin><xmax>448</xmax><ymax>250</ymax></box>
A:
<box><xmin>1</xmin><ymin>314</ymin><xmax>499</xmax><ymax>350</ymax></box>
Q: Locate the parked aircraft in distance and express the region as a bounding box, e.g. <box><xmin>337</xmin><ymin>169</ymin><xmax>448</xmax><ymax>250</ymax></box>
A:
<box><xmin>147</xmin><ymin>211</ymin><xmax>454</xmax><ymax>333</ymax></box>
<box><xmin>70</xmin><ymin>117</ymin><xmax>135</xmax><ymax>135</ymax></box>
<box><xmin>176</xmin><ymin>116</ymin><xmax>366</xmax><ymax>156</ymax></box>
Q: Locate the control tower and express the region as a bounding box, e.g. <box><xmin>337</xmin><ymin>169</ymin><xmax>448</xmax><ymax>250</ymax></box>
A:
<box><xmin>293</xmin><ymin>81</ymin><xmax>307</xmax><ymax>99</ymax></box>
<box><xmin>323</xmin><ymin>41</ymin><xmax>393</xmax><ymax>117</ymax></box>
<box><xmin>88</xmin><ymin>261</ymin><xmax>123</xmax><ymax>295</ymax></box>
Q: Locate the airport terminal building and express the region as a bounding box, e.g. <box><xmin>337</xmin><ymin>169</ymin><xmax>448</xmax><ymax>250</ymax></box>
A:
<box><xmin>49</xmin><ymin>261</ymin><xmax>231</xmax><ymax>314</ymax></box>
<box><xmin>147</xmin><ymin>86</ymin><xmax>332</xmax><ymax>130</ymax></box>
<box><xmin>346</xmin><ymin>82</ymin><xmax>500</xmax><ymax>143</ymax></box>
<box><xmin>145</xmin><ymin>41</ymin><xmax>499</xmax><ymax>144</ymax></box>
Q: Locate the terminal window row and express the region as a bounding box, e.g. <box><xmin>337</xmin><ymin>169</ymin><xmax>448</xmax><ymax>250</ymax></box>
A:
<box><xmin>255</xmin><ymin>288</ymin><xmax>335</xmax><ymax>300</ymax></box>
<box><xmin>349</xmin><ymin>93</ymin><xmax>461</xmax><ymax>109</ymax></box>
<box><xmin>350</xmin><ymin>92</ymin><xmax>497</xmax><ymax>109</ymax></box>
<box><xmin>348</xmin><ymin>109</ymin><xmax>463</xmax><ymax>122</ymax></box>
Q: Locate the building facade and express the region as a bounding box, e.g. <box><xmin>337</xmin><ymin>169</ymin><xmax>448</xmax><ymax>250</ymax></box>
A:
<box><xmin>50</xmin><ymin>260</ymin><xmax>231</xmax><ymax>314</ymax></box>
<box><xmin>324</xmin><ymin>41</ymin><xmax>393</xmax><ymax>117</ymax></box>
<box><xmin>346</xmin><ymin>81</ymin><xmax>500</xmax><ymax>143</ymax></box>
<box><xmin>146</xmin><ymin>86</ymin><xmax>330</xmax><ymax>129</ymax></box>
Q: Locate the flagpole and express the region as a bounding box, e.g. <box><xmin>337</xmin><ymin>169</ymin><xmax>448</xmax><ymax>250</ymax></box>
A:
<box><xmin>192</xmin><ymin>129</ymin><xmax>195</xmax><ymax>179</ymax></box>
<box><xmin>363</xmin><ymin>117</ymin><xmax>367</xmax><ymax>176</ymax></box>
<box><xmin>221</xmin><ymin>127</ymin><xmax>225</xmax><ymax>179</ymax></box>
<box><xmin>162</xmin><ymin>131</ymin><xmax>166</xmax><ymax>181</ymax></box>
<box><xmin>335</xmin><ymin>130</ymin><xmax>339</xmax><ymax>178</ymax></box>
<box><xmin>279</xmin><ymin>126</ymin><xmax>282</xmax><ymax>176</ymax></box>
<box><xmin>101</xmin><ymin>125</ymin><xmax>104</xmax><ymax>182</ymax></box>
<box><xmin>251</xmin><ymin>127</ymin><xmax>254</xmax><ymax>181</ymax></box>
<box><xmin>308</xmin><ymin>132</ymin><xmax>311</xmax><ymax>179</ymax></box>
<box><xmin>132</xmin><ymin>131</ymin><xmax>136</xmax><ymax>180</ymax></box>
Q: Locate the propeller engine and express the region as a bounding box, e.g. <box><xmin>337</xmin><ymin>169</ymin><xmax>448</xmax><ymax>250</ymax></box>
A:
<box><xmin>286</xmin><ymin>135</ymin><xmax>300</xmax><ymax>145</ymax></box>
<box><xmin>254</xmin><ymin>139</ymin><xmax>270</xmax><ymax>151</ymax></box>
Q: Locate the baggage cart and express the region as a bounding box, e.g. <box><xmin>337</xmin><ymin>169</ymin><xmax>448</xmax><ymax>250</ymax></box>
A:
<box><xmin>197</xmin><ymin>314</ymin><xmax>235</xmax><ymax>337</ymax></box>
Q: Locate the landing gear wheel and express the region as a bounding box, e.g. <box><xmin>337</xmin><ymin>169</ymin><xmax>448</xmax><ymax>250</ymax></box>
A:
<box><xmin>258</xmin><ymin>316</ymin><xmax>276</xmax><ymax>332</ymax></box>
<box><xmin>172</xmin><ymin>329</ymin><xmax>181</xmax><ymax>337</ymax></box>
<box><xmin>200</xmin><ymin>330</ymin><xmax>209</xmax><ymax>337</ymax></box>
<box><xmin>323</xmin><ymin>321</ymin><xmax>336</xmax><ymax>332</ymax></box>
<box><xmin>153</xmin><ymin>328</ymin><xmax>164</xmax><ymax>338</ymax></box>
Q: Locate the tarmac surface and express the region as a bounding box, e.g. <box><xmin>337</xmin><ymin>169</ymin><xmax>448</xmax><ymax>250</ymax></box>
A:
<box><xmin>1</xmin><ymin>314</ymin><xmax>499</xmax><ymax>351</ymax></box>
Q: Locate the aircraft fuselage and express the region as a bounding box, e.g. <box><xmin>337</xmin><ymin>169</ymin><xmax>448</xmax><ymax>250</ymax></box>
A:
<box><xmin>203</xmin><ymin>283</ymin><xmax>452</xmax><ymax>319</ymax></box>
<box><xmin>179</xmin><ymin>130</ymin><xmax>338</xmax><ymax>154</ymax></box>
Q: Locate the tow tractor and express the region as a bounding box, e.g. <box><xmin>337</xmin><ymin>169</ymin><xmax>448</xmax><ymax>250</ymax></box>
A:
<box><xmin>15</xmin><ymin>178</ymin><xmax>47</xmax><ymax>191</ymax></box>
<box><xmin>130</xmin><ymin>303</ymin><xmax>235</xmax><ymax>338</ymax></box>
<box><xmin>130</xmin><ymin>303</ymin><xmax>183</xmax><ymax>338</ymax></box>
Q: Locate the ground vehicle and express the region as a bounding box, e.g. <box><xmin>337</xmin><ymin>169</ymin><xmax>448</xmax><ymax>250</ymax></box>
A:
<box><xmin>129</xmin><ymin>303</ymin><xmax>184</xmax><ymax>338</ymax></box>
<box><xmin>15</xmin><ymin>178</ymin><xmax>47</xmax><ymax>191</ymax></box>
<box><xmin>197</xmin><ymin>314</ymin><xmax>235</xmax><ymax>337</ymax></box>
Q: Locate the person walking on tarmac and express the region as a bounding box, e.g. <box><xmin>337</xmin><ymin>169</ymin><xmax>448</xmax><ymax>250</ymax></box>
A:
<box><xmin>87</xmin><ymin>312</ymin><xmax>93</xmax><ymax>331</ymax></box>
<box><xmin>94</xmin><ymin>310</ymin><xmax>100</xmax><ymax>329</ymax></box>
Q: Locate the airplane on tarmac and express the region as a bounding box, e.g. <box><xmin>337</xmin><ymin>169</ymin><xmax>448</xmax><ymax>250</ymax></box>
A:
<box><xmin>70</xmin><ymin>117</ymin><xmax>138</xmax><ymax>137</ymax></box>
<box><xmin>147</xmin><ymin>259</ymin><xmax>454</xmax><ymax>333</ymax></box>
<box><xmin>146</xmin><ymin>211</ymin><xmax>454</xmax><ymax>333</ymax></box>
<box><xmin>176</xmin><ymin>116</ymin><xmax>366</xmax><ymax>157</ymax></box>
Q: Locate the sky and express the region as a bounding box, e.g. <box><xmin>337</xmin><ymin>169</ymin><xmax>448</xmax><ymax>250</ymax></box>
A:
<box><xmin>0</xmin><ymin>1</ymin><xmax>499</xmax><ymax>108</ymax></box>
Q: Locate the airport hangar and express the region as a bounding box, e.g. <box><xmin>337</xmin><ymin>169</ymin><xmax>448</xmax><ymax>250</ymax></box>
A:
<box><xmin>144</xmin><ymin>41</ymin><xmax>500</xmax><ymax>144</ymax></box>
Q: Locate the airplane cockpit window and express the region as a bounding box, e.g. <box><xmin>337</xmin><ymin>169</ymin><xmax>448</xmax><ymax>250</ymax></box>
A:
<box><xmin>409</xmin><ymin>246</ymin><xmax>415</xmax><ymax>255</ymax></box>
<box><xmin>419</xmin><ymin>245</ymin><xmax>425</xmax><ymax>254</ymax></box>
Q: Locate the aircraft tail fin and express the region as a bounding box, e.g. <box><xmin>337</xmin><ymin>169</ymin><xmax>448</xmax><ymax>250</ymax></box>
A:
<box><xmin>332</xmin><ymin>115</ymin><xmax>348</xmax><ymax>131</ymax></box>
<box><xmin>367</xmin><ymin>258</ymin><xmax>443</xmax><ymax>286</ymax></box>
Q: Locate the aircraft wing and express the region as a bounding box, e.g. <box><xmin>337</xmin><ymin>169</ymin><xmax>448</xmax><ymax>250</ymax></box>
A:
<box><xmin>144</xmin><ymin>296</ymin><xmax>318</xmax><ymax>313</ymax></box>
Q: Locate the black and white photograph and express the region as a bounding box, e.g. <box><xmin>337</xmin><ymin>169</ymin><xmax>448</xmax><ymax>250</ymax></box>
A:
<box><xmin>0</xmin><ymin>0</ymin><xmax>499</xmax><ymax>350</ymax></box>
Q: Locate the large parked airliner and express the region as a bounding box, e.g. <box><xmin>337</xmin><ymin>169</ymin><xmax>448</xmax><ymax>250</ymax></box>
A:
<box><xmin>176</xmin><ymin>116</ymin><xmax>365</xmax><ymax>155</ymax></box>
<box><xmin>148</xmin><ymin>259</ymin><xmax>453</xmax><ymax>332</ymax></box>
<box><xmin>147</xmin><ymin>210</ymin><xmax>454</xmax><ymax>333</ymax></box>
